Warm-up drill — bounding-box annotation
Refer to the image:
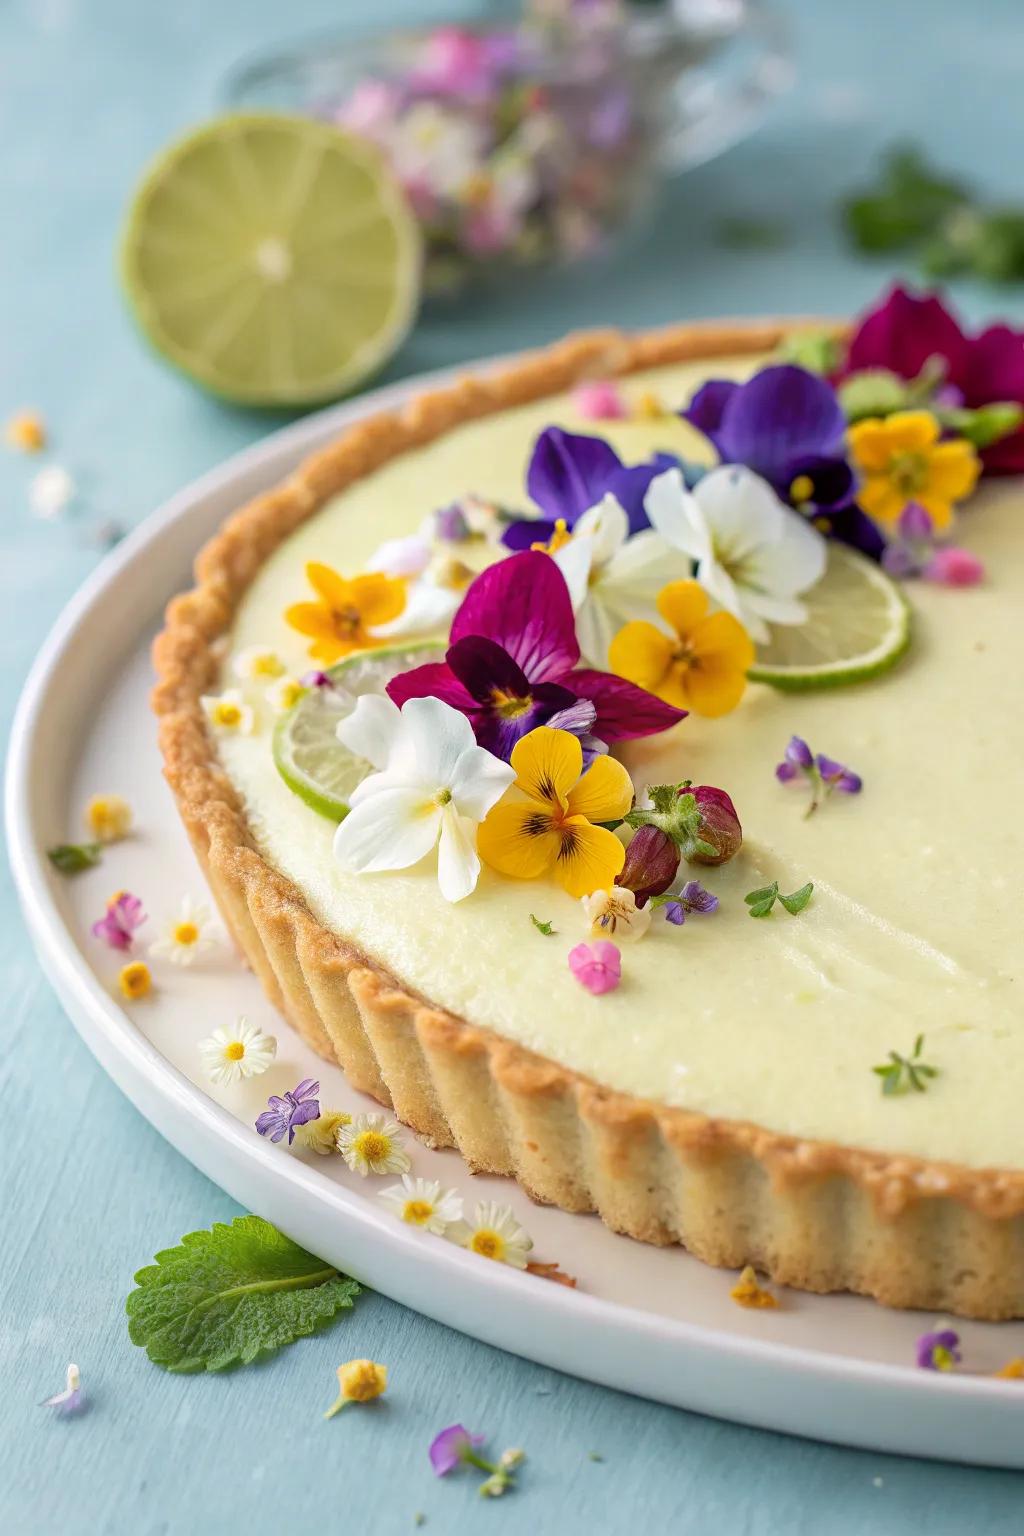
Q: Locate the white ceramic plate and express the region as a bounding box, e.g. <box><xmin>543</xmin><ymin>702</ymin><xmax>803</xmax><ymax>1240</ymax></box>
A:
<box><xmin>8</xmin><ymin>362</ymin><xmax>1024</xmax><ymax>1467</ymax></box>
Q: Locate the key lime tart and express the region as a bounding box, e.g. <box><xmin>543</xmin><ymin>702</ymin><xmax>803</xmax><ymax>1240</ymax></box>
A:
<box><xmin>153</xmin><ymin>286</ymin><xmax>1024</xmax><ymax>1319</ymax></box>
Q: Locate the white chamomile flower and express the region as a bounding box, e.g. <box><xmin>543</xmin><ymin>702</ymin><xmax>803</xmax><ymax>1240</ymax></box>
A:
<box><xmin>264</xmin><ymin>675</ymin><xmax>307</xmax><ymax>713</ymax></box>
<box><xmin>378</xmin><ymin>1175</ymin><xmax>464</xmax><ymax>1235</ymax></box>
<box><xmin>232</xmin><ymin>645</ymin><xmax>286</xmax><ymax>683</ymax></box>
<box><xmin>29</xmin><ymin>464</ymin><xmax>76</xmax><ymax>520</ymax></box>
<box><xmin>552</xmin><ymin>494</ymin><xmax>690</xmax><ymax>666</ymax></box>
<box><xmin>334</xmin><ymin>695</ymin><xmax>515</xmax><ymax>903</ymax></box>
<box><xmin>644</xmin><ymin>465</ymin><xmax>826</xmax><ymax>644</ymax></box>
<box><xmin>581</xmin><ymin>885</ymin><xmax>651</xmax><ymax>941</ymax></box>
<box><xmin>201</xmin><ymin>688</ymin><xmax>255</xmax><ymax>735</ymax></box>
<box><xmin>451</xmin><ymin>1201</ymin><xmax>533</xmax><ymax>1269</ymax></box>
<box><xmin>336</xmin><ymin>1113</ymin><xmax>412</xmax><ymax>1177</ymax></box>
<box><xmin>293</xmin><ymin>1110</ymin><xmax>351</xmax><ymax>1155</ymax></box>
<box><xmin>199</xmin><ymin>1016</ymin><xmax>277</xmax><ymax>1086</ymax></box>
<box><xmin>149</xmin><ymin>896</ymin><xmax>217</xmax><ymax>966</ymax></box>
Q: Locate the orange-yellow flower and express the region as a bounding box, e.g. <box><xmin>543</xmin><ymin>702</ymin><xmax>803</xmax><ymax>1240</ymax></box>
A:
<box><xmin>477</xmin><ymin>727</ymin><xmax>633</xmax><ymax>899</ymax></box>
<box><xmin>608</xmin><ymin>580</ymin><xmax>754</xmax><ymax>717</ymax></box>
<box><xmin>848</xmin><ymin>411</ymin><xmax>980</xmax><ymax>530</ymax></box>
<box><xmin>284</xmin><ymin>562</ymin><xmax>406</xmax><ymax>663</ymax></box>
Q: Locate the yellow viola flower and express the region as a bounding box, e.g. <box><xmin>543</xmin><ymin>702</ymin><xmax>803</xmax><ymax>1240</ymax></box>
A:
<box><xmin>848</xmin><ymin>410</ymin><xmax>980</xmax><ymax>530</ymax></box>
<box><xmin>284</xmin><ymin>562</ymin><xmax>406</xmax><ymax>664</ymax></box>
<box><xmin>608</xmin><ymin>580</ymin><xmax>754</xmax><ymax>718</ymax></box>
<box><xmin>477</xmin><ymin>727</ymin><xmax>633</xmax><ymax>899</ymax></box>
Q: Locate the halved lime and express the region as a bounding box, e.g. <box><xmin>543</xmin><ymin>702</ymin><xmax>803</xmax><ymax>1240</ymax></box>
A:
<box><xmin>273</xmin><ymin>644</ymin><xmax>444</xmax><ymax>820</ymax></box>
<box><xmin>748</xmin><ymin>544</ymin><xmax>911</xmax><ymax>691</ymax></box>
<box><xmin>120</xmin><ymin>114</ymin><xmax>421</xmax><ymax>407</ymax></box>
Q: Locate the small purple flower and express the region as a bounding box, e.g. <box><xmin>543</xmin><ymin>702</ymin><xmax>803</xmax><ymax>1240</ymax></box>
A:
<box><xmin>42</xmin><ymin>1363</ymin><xmax>83</xmax><ymax>1414</ymax></box>
<box><xmin>775</xmin><ymin>735</ymin><xmax>814</xmax><ymax>781</ymax></box>
<box><xmin>662</xmin><ymin>880</ymin><xmax>720</xmax><ymax>925</ymax></box>
<box><xmin>776</xmin><ymin>737</ymin><xmax>861</xmax><ymax>815</ymax></box>
<box><xmin>433</xmin><ymin>502</ymin><xmax>472</xmax><ymax>543</ymax></box>
<box><xmin>91</xmin><ymin>892</ymin><xmax>146</xmax><ymax>951</ymax></box>
<box><xmin>880</xmin><ymin>503</ymin><xmax>985</xmax><ymax>588</ymax></box>
<box><xmin>916</xmin><ymin>1329</ymin><xmax>961</xmax><ymax>1372</ymax></box>
<box><xmin>255</xmin><ymin>1079</ymin><xmax>321</xmax><ymax>1145</ymax></box>
<box><xmin>816</xmin><ymin>755</ymin><xmax>863</xmax><ymax>795</ymax></box>
<box><xmin>429</xmin><ymin>1424</ymin><xmax>487</xmax><ymax>1476</ymax></box>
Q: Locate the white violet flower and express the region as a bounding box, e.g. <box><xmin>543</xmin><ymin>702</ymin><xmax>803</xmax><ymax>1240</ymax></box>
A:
<box><xmin>644</xmin><ymin>465</ymin><xmax>826</xmax><ymax>644</ymax></box>
<box><xmin>581</xmin><ymin>885</ymin><xmax>652</xmax><ymax>941</ymax></box>
<box><xmin>232</xmin><ymin>645</ymin><xmax>285</xmax><ymax>683</ymax></box>
<box><xmin>201</xmin><ymin>688</ymin><xmax>255</xmax><ymax>735</ymax></box>
<box><xmin>29</xmin><ymin>464</ymin><xmax>76</xmax><ymax>520</ymax></box>
<box><xmin>198</xmin><ymin>1016</ymin><xmax>277</xmax><ymax>1085</ymax></box>
<box><xmin>264</xmin><ymin>675</ymin><xmax>307</xmax><ymax>713</ymax></box>
<box><xmin>293</xmin><ymin>1110</ymin><xmax>351</xmax><ymax>1155</ymax></box>
<box><xmin>552</xmin><ymin>494</ymin><xmax>689</xmax><ymax>666</ymax></box>
<box><xmin>149</xmin><ymin>896</ymin><xmax>217</xmax><ymax>966</ymax></box>
<box><xmin>336</xmin><ymin>1113</ymin><xmax>411</xmax><ymax>1177</ymax></box>
<box><xmin>378</xmin><ymin>1175</ymin><xmax>464</xmax><ymax>1234</ymax></box>
<box><xmin>333</xmin><ymin>695</ymin><xmax>515</xmax><ymax>903</ymax></box>
<box><xmin>451</xmin><ymin>1201</ymin><xmax>533</xmax><ymax>1269</ymax></box>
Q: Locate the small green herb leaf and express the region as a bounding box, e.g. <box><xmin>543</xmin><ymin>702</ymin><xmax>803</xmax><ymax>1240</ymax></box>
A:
<box><xmin>126</xmin><ymin>1215</ymin><xmax>359</xmax><ymax>1372</ymax></box>
<box><xmin>872</xmin><ymin>1034</ymin><xmax>939</xmax><ymax>1097</ymax></box>
<box><xmin>779</xmin><ymin>881</ymin><xmax>814</xmax><ymax>915</ymax></box>
<box><xmin>47</xmin><ymin>841</ymin><xmax>103</xmax><ymax>874</ymax></box>
<box><xmin>530</xmin><ymin>914</ymin><xmax>555</xmax><ymax>936</ymax></box>
<box><xmin>744</xmin><ymin>881</ymin><xmax>779</xmax><ymax>918</ymax></box>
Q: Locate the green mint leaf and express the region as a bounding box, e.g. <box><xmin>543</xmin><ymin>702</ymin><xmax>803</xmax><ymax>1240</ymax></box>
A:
<box><xmin>126</xmin><ymin>1215</ymin><xmax>359</xmax><ymax>1373</ymax></box>
<box><xmin>530</xmin><ymin>914</ymin><xmax>555</xmax><ymax>936</ymax></box>
<box><xmin>779</xmin><ymin>881</ymin><xmax>814</xmax><ymax>915</ymax></box>
<box><xmin>47</xmin><ymin>841</ymin><xmax>103</xmax><ymax>874</ymax></box>
<box><xmin>744</xmin><ymin>882</ymin><xmax>779</xmax><ymax>918</ymax></box>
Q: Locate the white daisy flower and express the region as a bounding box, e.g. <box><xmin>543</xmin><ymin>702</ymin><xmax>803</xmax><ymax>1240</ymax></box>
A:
<box><xmin>198</xmin><ymin>1016</ymin><xmax>277</xmax><ymax>1085</ymax></box>
<box><xmin>451</xmin><ymin>1201</ymin><xmax>533</xmax><ymax>1269</ymax></box>
<box><xmin>293</xmin><ymin>1110</ymin><xmax>351</xmax><ymax>1155</ymax></box>
<box><xmin>201</xmin><ymin>688</ymin><xmax>255</xmax><ymax>735</ymax></box>
<box><xmin>29</xmin><ymin>464</ymin><xmax>76</xmax><ymax>520</ymax></box>
<box><xmin>581</xmin><ymin>885</ymin><xmax>652</xmax><ymax>941</ymax></box>
<box><xmin>232</xmin><ymin>645</ymin><xmax>286</xmax><ymax>683</ymax></box>
<box><xmin>378</xmin><ymin>1175</ymin><xmax>464</xmax><ymax>1235</ymax></box>
<box><xmin>336</xmin><ymin>1113</ymin><xmax>411</xmax><ymax>1177</ymax></box>
<box><xmin>149</xmin><ymin>896</ymin><xmax>217</xmax><ymax>966</ymax></box>
<box><xmin>264</xmin><ymin>675</ymin><xmax>307</xmax><ymax>713</ymax></box>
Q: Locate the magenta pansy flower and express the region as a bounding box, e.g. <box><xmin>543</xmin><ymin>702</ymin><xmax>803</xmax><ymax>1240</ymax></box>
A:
<box><xmin>91</xmin><ymin>891</ymin><xmax>146</xmax><ymax>951</ymax></box>
<box><xmin>387</xmin><ymin>551</ymin><xmax>685</xmax><ymax>761</ymax></box>
<box><xmin>568</xmin><ymin>940</ymin><xmax>622</xmax><ymax>995</ymax></box>
<box><xmin>502</xmin><ymin>427</ymin><xmax>680</xmax><ymax>549</ymax></box>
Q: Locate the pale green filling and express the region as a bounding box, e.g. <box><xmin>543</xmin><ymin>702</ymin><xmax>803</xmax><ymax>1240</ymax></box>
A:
<box><xmin>218</xmin><ymin>359</ymin><xmax>1024</xmax><ymax>1170</ymax></box>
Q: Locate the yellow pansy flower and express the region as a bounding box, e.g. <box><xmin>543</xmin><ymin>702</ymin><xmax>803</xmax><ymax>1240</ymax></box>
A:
<box><xmin>477</xmin><ymin>727</ymin><xmax>633</xmax><ymax>899</ymax></box>
<box><xmin>608</xmin><ymin>580</ymin><xmax>754</xmax><ymax>718</ymax></box>
<box><xmin>284</xmin><ymin>562</ymin><xmax>407</xmax><ymax>664</ymax></box>
<box><xmin>848</xmin><ymin>410</ymin><xmax>980</xmax><ymax>530</ymax></box>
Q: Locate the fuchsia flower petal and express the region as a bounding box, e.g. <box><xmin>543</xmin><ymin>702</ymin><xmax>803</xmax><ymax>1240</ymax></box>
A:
<box><xmin>450</xmin><ymin>550</ymin><xmax>580</xmax><ymax>682</ymax></box>
<box><xmin>845</xmin><ymin>285</ymin><xmax>969</xmax><ymax>386</ymax></box>
<box><xmin>571</xmin><ymin>380</ymin><xmax>627</xmax><ymax>421</ymax></box>
<box><xmin>90</xmin><ymin>892</ymin><xmax>147</xmax><ymax>951</ymax></box>
<box><xmin>567</xmin><ymin>667</ymin><xmax>686</xmax><ymax>742</ymax></box>
<box><xmin>568</xmin><ymin>940</ymin><xmax>622</xmax><ymax>995</ymax></box>
<box><xmin>924</xmin><ymin>547</ymin><xmax>985</xmax><ymax>587</ymax></box>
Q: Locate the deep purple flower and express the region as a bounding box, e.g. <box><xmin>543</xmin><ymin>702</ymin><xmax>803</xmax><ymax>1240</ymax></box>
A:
<box><xmin>91</xmin><ymin>892</ymin><xmax>146</xmax><ymax>951</ymax></box>
<box><xmin>916</xmin><ymin>1329</ymin><xmax>961</xmax><ymax>1372</ymax></box>
<box><xmin>387</xmin><ymin>551</ymin><xmax>685</xmax><ymax>760</ymax></box>
<box><xmin>501</xmin><ymin>427</ymin><xmax>679</xmax><ymax>549</ymax></box>
<box><xmin>881</xmin><ymin>502</ymin><xmax>985</xmax><ymax>587</ymax></box>
<box><xmin>662</xmin><ymin>880</ymin><xmax>720</xmax><ymax>925</ymax></box>
<box><xmin>255</xmin><ymin>1079</ymin><xmax>321</xmax><ymax>1145</ymax></box>
<box><xmin>815</xmin><ymin>756</ymin><xmax>863</xmax><ymax>795</ymax></box>
<box><xmin>777</xmin><ymin>736</ymin><xmax>861</xmax><ymax>814</ymax></box>
<box><xmin>775</xmin><ymin>735</ymin><xmax>814</xmax><ymax>780</ymax></box>
<box><xmin>429</xmin><ymin>1424</ymin><xmax>487</xmax><ymax>1476</ymax></box>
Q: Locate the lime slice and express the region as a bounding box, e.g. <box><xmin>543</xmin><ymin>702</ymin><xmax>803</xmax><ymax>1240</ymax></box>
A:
<box><xmin>273</xmin><ymin>644</ymin><xmax>444</xmax><ymax>820</ymax></box>
<box><xmin>120</xmin><ymin>114</ymin><xmax>421</xmax><ymax>407</ymax></box>
<box><xmin>748</xmin><ymin>544</ymin><xmax>911</xmax><ymax>691</ymax></box>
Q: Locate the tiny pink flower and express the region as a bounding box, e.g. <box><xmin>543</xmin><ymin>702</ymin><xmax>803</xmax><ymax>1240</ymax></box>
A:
<box><xmin>923</xmin><ymin>547</ymin><xmax>985</xmax><ymax>587</ymax></box>
<box><xmin>568</xmin><ymin>940</ymin><xmax>621</xmax><ymax>995</ymax></box>
<box><xmin>91</xmin><ymin>892</ymin><xmax>147</xmax><ymax>951</ymax></box>
<box><xmin>571</xmin><ymin>380</ymin><xmax>627</xmax><ymax>421</ymax></box>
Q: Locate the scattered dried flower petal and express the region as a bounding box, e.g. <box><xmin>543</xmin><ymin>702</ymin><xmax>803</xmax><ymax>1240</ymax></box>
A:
<box><xmin>730</xmin><ymin>1265</ymin><xmax>779</xmax><ymax>1310</ymax></box>
<box><xmin>92</xmin><ymin>892</ymin><xmax>146</xmax><ymax>951</ymax></box>
<box><xmin>42</xmin><ymin>1362</ymin><xmax>82</xmax><ymax>1413</ymax></box>
<box><xmin>118</xmin><ymin>961</ymin><xmax>153</xmax><ymax>1000</ymax></box>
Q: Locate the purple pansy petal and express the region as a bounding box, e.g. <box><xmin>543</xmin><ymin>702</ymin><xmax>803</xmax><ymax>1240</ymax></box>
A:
<box><xmin>605</xmin><ymin>453</ymin><xmax>682</xmax><ymax>535</ymax></box>
<box><xmin>501</xmin><ymin>515</ymin><xmax>556</xmax><ymax>551</ymax></box>
<box><xmin>446</xmin><ymin>635</ymin><xmax>533</xmax><ymax>704</ymax></box>
<box><xmin>662</xmin><ymin>901</ymin><xmax>686</xmax><ymax>925</ymax></box>
<box><xmin>525</xmin><ymin>426</ymin><xmax>623</xmax><ymax>526</ymax></box>
<box><xmin>712</xmin><ymin>366</ymin><xmax>847</xmax><ymax>482</ymax></box>
<box><xmin>387</xmin><ymin>659</ymin><xmax>478</xmax><ymax>714</ymax></box>
<box><xmin>822</xmin><ymin>503</ymin><xmax>888</xmax><ymax>561</ymax></box>
<box><xmin>916</xmin><ymin>1328</ymin><xmax>961</xmax><ymax>1371</ymax></box>
<box><xmin>785</xmin><ymin>452</ymin><xmax>855</xmax><ymax>511</ymax></box>
<box><xmin>681</xmin><ymin>880</ymin><xmax>719</xmax><ymax>914</ymax></box>
<box><xmin>567</xmin><ymin>667</ymin><xmax>686</xmax><ymax>742</ymax></box>
<box><xmin>449</xmin><ymin>552</ymin><xmax>580</xmax><ymax>682</ymax></box>
<box><xmin>681</xmin><ymin>378</ymin><xmax>738</xmax><ymax>457</ymax></box>
<box><xmin>545</xmin><ymin>697</ymin><xmax>597</xmax><ymax>737</ymax></box>
<box><xmin>429</xmin><ymin>1424</ymin><xmax>486</xmax><ymax>1476</ymax></box>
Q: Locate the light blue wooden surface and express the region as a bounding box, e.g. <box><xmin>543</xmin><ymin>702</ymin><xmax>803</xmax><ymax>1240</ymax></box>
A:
<box><xmin>4</xmin><ymin>1</ymin><xmax>1024</xmax><ymax>1530</ymax></box>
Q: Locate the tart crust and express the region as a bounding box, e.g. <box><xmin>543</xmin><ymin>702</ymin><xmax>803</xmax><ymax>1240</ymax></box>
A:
<box><xmin>152</xmin><ymin>320</ymin><xmax>1024</xmax><ymax>1320</ymax></box>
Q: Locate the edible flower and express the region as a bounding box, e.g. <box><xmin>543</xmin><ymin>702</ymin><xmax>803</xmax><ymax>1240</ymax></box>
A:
<box><xmin>502</xmin><ymin>426</ymin><xmax>680</xmax><ymax>549</ymax></box>
<box><xmin>84</xmin><ymin>794</ymin><xmax>132</xmax><ymax>844</ymax></box>
<box><xmin>388</xmin><ymin>551</ymin><xmax>684</xmax><ymax>761</ymax></box>
<box><xmin>880</xmin><ymin>503</ymin><xmax>984</xmax><ymax>585</ymax></box>
<box><xmin>149</xmin><ymin>895</ymin><xmax>217</xmax><ymax>965</ymax></box>
<box><xmin>571</xmin><ymin>379</ymin><xmax>627</xmax><ymax>420</ymax></box>
<box><xmin>580</xmin><ymin>885</ymin><xmax>651</xmax><ymax>941</ymax></box>
<box><xmin>200</xmin><ymin>688</ymin><xmax>255</xmax><ymax>735</ymax></box>
<box><xmin>916</xmin><ymin>1329</ymin><xmax>961</xmax><ymax>1372</ymax></box>
<box><xmin>255</xmin><ymin>1079</ymin><xmax>321</xmax><ymax>1144</ymax></box>
<box><xmin>118</xmin><ymin>960</ymin><xmax>152</xmax><ymax>1000</ymax></box>
<box><xmin>6</xmin><ymin>409</ymin><xmax>46</xmax><ymax>452</ymax></box>
<box><xmin>336</xmin><ymin>1113</ymin><xmax>411</xmax><ymax>1177</ymax></box>
<box><xmin>658</xmin><ymin>879</ymin><xmax>719</xmax><ymax>925</ymax></box>
<box><xmin>379</xmin><ymin>1175</ymin><xmax>464</xmax><ymax>1234</ymax></box>
<box><xmin>452</xmin><ymin>1201</ymin><xmax>533</xmax><ymax>1268</ymax></box>
<box><xmin>232</xmin><ymin>646</ymin><xmax>285</xmax><ymax>683</ymax></box>
<box><xmin>776</xmin><ymin>735</ymin><xmax>862</xmax><ymax>815</ymax></box>
<box><xmin>264</xmin><ymin>675</ymin><xmax>308</xmax><ymax>713</ymax></box>
<box><xmin>366</xmin><ymin>533</ymin><xmax>469</xmax><ymax>638</ymax></box>
<box><xmin>334</xmin><ymin>694</ymin><xmax>515</xmax><ymax>903</ymax></box>
<box><xmin>42</xmin><ymin>1362</ymin><xmax>83</xmax><ymax>1414</ymax></box>
<box><xmin>609</xmin><ymin>578</ymin><xmax>754</xmax><ymax>716</ymax></box>
<box><xmin>198</xmin><ymin>1017</ymin><xmax>277</xmax><ymax>1085</ymax></box>
<box><xmin>848</xmin><ymin>411</ymin><xmax>979</xmax><ymax>530</ymax></box>
<box><xmin>730</xmin><ymin>1266</ymin><xmax>779</xmax><ymax>1310</ymax></box>
<box><xmin>644</xmin><ymin>465</ymin><xmax>826</xmax><ymax>644</ymax></box>
<box><xmin>477</xmin><ymin>726</ymin><xmax>633</xmax><ymax>898</ymax></box>
<box><xmin>294</xmin><ymin>1110</ymin><xmax>351</xmax><ymax>1155</ymax></box>
<box><xmin>625</xmin><ymin>782</ymin><xmax>742</xmax><ymax>870</ymax></box>
<box><xmin>618</xmin><ymin>823</ymin><xmax>680</xmax><ymax>903</ymax></box>
<box><xmin>325</xmin><ymin>1359</ymin><xmax>388</xmax><ymax>1418</ymax></box>
<box><xmin>993</xmin><ymin>1358</ymin><xmax>1024</xmax><ymax>1380</ymax></box>
<box><xmin>29</xmin><ymin>464</ymin><xmax>75</xmax><ymax>519</ymax></box>
<box><xmin>430</xmin><ymin>1424</ymin><xmax>488</xmax><ymax>1477</ymax></box>
<box><xmin>91</xmin><ymin>891</ymin><xmax>146</xmax><ymax>951</ymax></box>
<box><xmin>567</xmin><ymin>939</ymin><xmax>622</xmax><ymax>994</ymax></box>
<box><xmin>284</xmin><ymin>562</ymin><xmax>407</xmax><ymax>663</ymax></box>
